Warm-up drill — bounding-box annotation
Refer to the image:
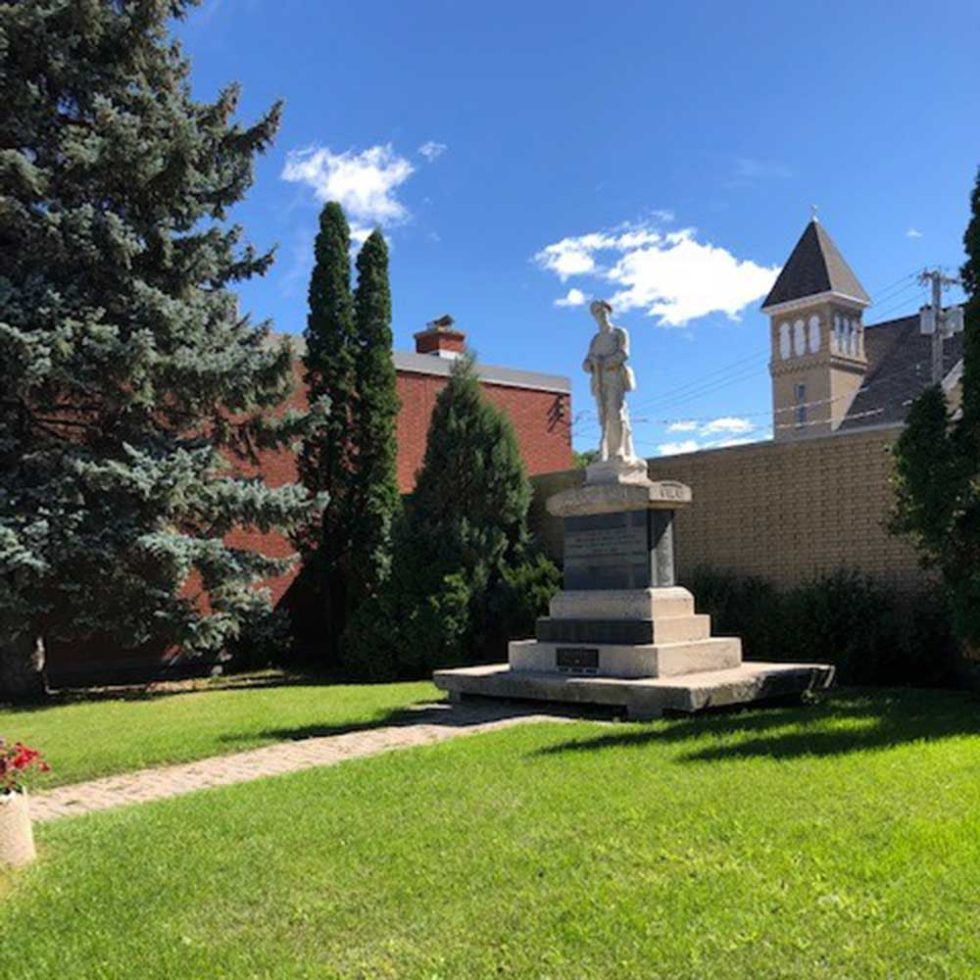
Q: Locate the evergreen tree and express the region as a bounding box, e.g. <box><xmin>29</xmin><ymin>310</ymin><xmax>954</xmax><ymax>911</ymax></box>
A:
<box><xmin>892</xmin><ymin>166</ymin><xmax>980</xmax><ymax>647</ymax></box>
<box><xmin>344</xmin><ymin>356</ymin><xmax>558</xmax><ymax>679</ymax></box>
<box><xmin>298</xmin><ymin>203</ymin><xmax>357</xmax><ymax>659</ymax></box>
<box><xmin>0</xmin><ymin>1</ymin><xmax>321</xmax><ymax>699</ymax></box>
<box><xmin>345</xmin><ymin>230</ymin><xmax>400</xmax><ymax>623</ymax></box>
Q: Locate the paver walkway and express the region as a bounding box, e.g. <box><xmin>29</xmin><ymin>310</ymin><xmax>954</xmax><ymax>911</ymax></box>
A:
<box><xmin>31</xmin><ymin>702</ymin><xmax>564</xmax><ymax>823</ymax></box>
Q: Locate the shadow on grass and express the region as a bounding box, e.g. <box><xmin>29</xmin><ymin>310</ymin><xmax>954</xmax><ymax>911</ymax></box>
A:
<box><xmin>532</xmin><ymin>689</ymin><xmax>980</xmax><ymax>763</ymax></box>
<box><xmin>214</xmin><ymin>695</ymin><xmax>576</xmax><ymax>745</ymax></box>
<box><xmin>6</xmin><ymin>670</ymin><xmax>400</xmax><ymax>712</ymax></box>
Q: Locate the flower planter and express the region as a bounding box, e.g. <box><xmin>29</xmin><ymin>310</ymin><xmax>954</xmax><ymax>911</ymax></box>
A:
<box><xmin>0</xmin><ymin>791</ymin><xmax>36</xmax><ymax>868</ymax></box>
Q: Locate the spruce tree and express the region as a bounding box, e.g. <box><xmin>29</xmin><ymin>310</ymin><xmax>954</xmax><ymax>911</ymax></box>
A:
<box><xmin>0</xmin><ymin>1</ymin><xmax>320</xmax><ymax>699</ymax></box>
<box><xmin>345</xmin><ymin>356</ymin><xmax>558</xmax><ymax>679</ymax></box>
<box><xmin>345</xmin><ymin>230</ymin><xmax>400</xmax><ymax>619</ymax></box>
<box><xmin>892</xmin><ymin>166</ymin><xmax>980</xmax><ymax>647</ymax></box>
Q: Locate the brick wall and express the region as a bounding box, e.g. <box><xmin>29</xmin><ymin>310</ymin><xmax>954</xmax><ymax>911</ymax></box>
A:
<box><xmin>251</xmin><ymin>364</ymin><xmax>572</xmax><ymax>607</ymax></box>
<box><xmin>396</xmin><ymin>373</ymin><xmax>571</xmax><ymax>491</ymax></box>
<box><xmin>531</xmin><ymin>425</ymin><xmax>925</xmax><ymax>591</ymax></box>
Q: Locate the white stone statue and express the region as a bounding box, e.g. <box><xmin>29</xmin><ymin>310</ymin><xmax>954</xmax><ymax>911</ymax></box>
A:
<box><xmin>583</xmin><ymin>300</ymin><xmax>638</xmax><ymax>464</ymax></box>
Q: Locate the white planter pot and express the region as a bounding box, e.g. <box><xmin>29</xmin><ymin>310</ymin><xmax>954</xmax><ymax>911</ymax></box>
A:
<box><xmin>0</xmin><ymin>791</ymin><xmax>36</xmax><ymax>868</ymax></box>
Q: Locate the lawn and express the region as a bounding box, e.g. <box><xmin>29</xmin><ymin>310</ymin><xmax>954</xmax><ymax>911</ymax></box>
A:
<box><xmin>0</xmin><ymin>673</ymin><xmax>441</xmax><ymax>788</ymax></box>
<box><xmin>2</xmin><ymin>688</ymin><xmax>979</xmax><ymax>978</ymax></box>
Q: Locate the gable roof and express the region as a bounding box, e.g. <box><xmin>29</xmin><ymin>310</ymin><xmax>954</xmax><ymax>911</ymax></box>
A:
<box><xmin>837</xmin><ymin>313</ymin><xmax>964</xmax><ymax>431</ymax></box>
<box><xmin>762</xmin><ymin>220</ymin><xmax>871</xmax><ymax>310</ymax></box>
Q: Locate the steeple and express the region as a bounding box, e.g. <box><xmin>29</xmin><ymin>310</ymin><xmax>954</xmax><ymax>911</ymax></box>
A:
<box><xmin>764</xmin><ymin>220</ymin><xmax>870</xmax><ymax>441</ymax></box>
<box><xmin>762</xmin><ymin>219</ymin><xmax>870</xmax><ymax>313</ymax></box>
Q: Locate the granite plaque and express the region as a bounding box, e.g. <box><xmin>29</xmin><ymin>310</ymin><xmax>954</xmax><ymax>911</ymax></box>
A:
<box><xmin>563</xmin><ymin>509</ymin><xmax>675</xmax><ymax>590</ymax></box>
<box><xmin>556</xmin><ymin>647</ymin><xmax>599</xmax><ymax>673</ymax></box>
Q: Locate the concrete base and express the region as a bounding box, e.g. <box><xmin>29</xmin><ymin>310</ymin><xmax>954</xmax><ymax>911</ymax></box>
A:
<box><xmin>509</xmin><ymin>636</ymin><xmax>742</xmax><ymax>679</ymax></box>
<box><xmin>434</xmin><ymin>661</ymin><xmax>835</xmax><ymax>720</ymax></box>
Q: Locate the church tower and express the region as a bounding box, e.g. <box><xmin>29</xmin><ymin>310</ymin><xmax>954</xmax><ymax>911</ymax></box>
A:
<box><xmin>762</xmin><ymin>219</ymin><xmax>870</xmax><ymax>441</ymax></box>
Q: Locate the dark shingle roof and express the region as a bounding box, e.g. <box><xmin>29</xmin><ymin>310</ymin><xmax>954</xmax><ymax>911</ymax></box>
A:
<box><xmin>762</xmin><ymin>220</ymin><xmax>871</xmax><ymax>309</ymax></box>
<box><xmin>838</xmin><ymin>313</ymin><xmax>964</xmax><ymax>431</ymax></box>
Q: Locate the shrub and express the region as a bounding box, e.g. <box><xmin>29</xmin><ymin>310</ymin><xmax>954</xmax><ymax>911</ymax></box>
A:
<box><xmin>341</xmin><ymin>359</ymin><xmax>559</xmax><ymax>679</ymax></box>
<box><xmin>686</xmin><ymin>567</ymin><xmax>958</xmax><ymax>687</ymax></box>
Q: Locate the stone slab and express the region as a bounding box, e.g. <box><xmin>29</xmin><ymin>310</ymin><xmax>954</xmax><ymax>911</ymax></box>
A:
<box><xmin>433</xmin><ymin>661</ymin><xmax>836</xmax><ymax>720</ymax></box>
<box><xmin>549</xmin><ymin>587</ymin><xmax>696</xmax><ymax>621</ymax></box>
<box><xmin>547</xmin><ymin>480</ymin><xmax>692</xmax><ymax>517</ymax></box>
<box><xmin>508</xmin><ymin>637</ymin><xmax>742</xmax><ymax>679</ymax></box>
<box><xmin>536</xmin><ymin>614</ymin><xmax>711</xmax><ymax>645</ymax></box>
<box><xmin>563</xmin><ymin>508</ymin><xmax>675</xmax><ymax>590</ymax></box>
<box><xmin>584</xmin><ymin>458</ymin><xmax>650</xmax><ymax>486</ymax></box>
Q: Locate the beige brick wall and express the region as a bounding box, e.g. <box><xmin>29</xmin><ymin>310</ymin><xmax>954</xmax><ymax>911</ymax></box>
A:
<box><xmin>531</xmin><ymin>425</ymin><xmax>927</xmax><ymax>591</ymax></box>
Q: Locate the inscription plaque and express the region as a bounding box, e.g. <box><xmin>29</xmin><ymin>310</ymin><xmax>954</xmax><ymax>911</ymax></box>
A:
<box><xmin>556</xmin><ymin>647</ymin><xmax>599</xmax><ymax>673</ymax></box>
<box><xmin>562</xmin><ymin>508</ymin><xmax>676</xmax><ymax>590</ymax></box>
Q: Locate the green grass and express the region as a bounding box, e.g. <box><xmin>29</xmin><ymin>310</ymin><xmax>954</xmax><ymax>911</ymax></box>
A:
<box><xmin>0</xmin><ymin>674</ymin><xmax>440</xmax><ymax>787</ymax></box>
<box><xmin>2</xmin><ymin>688</ymin><xmax>979</xmax><ymax>978</ymax></box>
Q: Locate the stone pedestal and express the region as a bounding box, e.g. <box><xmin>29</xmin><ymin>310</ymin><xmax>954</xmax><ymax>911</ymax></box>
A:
<box><xmin>433</xmin><ymin>465</ymin><xmax>834</xmax><ymax>719</ymax></box>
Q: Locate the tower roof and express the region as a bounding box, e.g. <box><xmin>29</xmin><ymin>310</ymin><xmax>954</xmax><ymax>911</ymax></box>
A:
<box><xmin>762</xmin><ymin>220</ymin><xmax>870</xmax><ymax>311</ymax></box>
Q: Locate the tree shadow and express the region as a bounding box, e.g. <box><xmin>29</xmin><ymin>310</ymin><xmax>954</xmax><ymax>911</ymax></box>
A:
<box><xmin>216</xmin><ymin>696</ymin><xmax>581</xmax><ymax>745</ymax></box>
<box><xmin>532</xmin><ymin>689</ymin><xmax>980</xmax><ymax>763</ymax></box>
<box><xmin>5</xmin><ymin>670</ymin><xmax>371</xmax><ymax>712</ymax></box>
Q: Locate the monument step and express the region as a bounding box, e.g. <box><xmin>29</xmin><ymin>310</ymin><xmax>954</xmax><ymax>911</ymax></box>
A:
<box><xmin>536</xmin><ymin>614</ymin><xmax>711</xmax><ymax>645</ymax></box>
<box><xmin>549</xmin><ymin>587</ymin><xmax>696</xmax><ymax>622</ymax></box>
<box><xmin>508</xmin><ymin>637</ymin><xmax>742</xmax><ymax>680</ymax></box>
<box><xmin>433</xmin><ymin>661</ymin><xmax>836</xmax><ymax>721</ymax></box>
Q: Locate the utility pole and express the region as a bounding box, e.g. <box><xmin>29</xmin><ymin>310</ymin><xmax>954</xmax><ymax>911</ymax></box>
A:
<box><xmin>919</xmin><ymin>269</ymin><xmax>961</xmax><ymax>384</ymax></box>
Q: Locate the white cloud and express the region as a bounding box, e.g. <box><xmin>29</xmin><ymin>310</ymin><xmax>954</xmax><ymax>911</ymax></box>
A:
<box><xmin>281</xmin><ymin>144</ymin><xmax>415</xmax><ymax>237</ymax></box>
<box><xmin>667</xmin><ymin>420</ymin><xmax>699</xmax><ymax>433</ymax></box>
<box><xmin>906</xmin><ymin>227</ymin><xmax>923</xmax><ymax>239</ymax></box>
<box><xmin>534</xmin><ymin>220</ymin><xmax>779</xmax><ymax>327</ymax></box>
<box><xmin>657</xmin><ymin>439</ymin><xmax>700</xmax><ymax>456</ymax></box>
<box><xmin>418</xmin><ymin>140</ymin><xmax>447</xmax><ymax>162</ymax></box>
<box><xmin>554</xmin><ymin>287</ymin><xmax>587</xmax><ymax>308</ymax></box>
<box><xmin>699</xmin><ymin>416</ymin><xmax>754</xmax><ymax>436</ymax></box>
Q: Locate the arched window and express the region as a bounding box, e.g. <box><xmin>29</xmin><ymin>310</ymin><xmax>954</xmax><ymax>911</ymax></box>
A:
<box><xmin>779</xmin><ymin>322</ymin><xmax>790</xmax><ymax>360</ymax></box>
<box><xmin>793</xmin><ymin>319</ymin><xmax>805</xmax><ymax>357</ymax></box>
<box><xmin>808</xmin><ymin>315</ymin><xmax>820</xmax><ymax>353</ymax></box>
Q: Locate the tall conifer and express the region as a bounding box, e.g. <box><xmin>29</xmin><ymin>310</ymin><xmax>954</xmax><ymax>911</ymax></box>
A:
<box><xmin>299</xmin><ymin>203</ymin><xmax>357</xmax><ymax>658</ymax></box>
<box><xmin>346</xmin><ymin>230</ymin><xmax>400</xmax><ymax>617</ymax></box>
<box><xmin>892</xmin><ymin>167</ymin><xmax>980</xmax><ymax>646</ymax></box>
<box><xmin>0</xmin><ymin>0</ymin><xmax>320</xmax><ymax>698</ymax></box>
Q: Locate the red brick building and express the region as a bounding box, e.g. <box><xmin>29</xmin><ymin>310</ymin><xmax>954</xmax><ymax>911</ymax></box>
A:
<box><xmin>47</xmin><ymin>318</ymin><xmax>571</xmax><ymax>681</ymax></box>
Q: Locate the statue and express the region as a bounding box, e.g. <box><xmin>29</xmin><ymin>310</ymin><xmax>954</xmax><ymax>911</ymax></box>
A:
<box><xmin>583</xmin><ymin>299</ymin><xmax>638</xmax><ymax>464</ymax></box>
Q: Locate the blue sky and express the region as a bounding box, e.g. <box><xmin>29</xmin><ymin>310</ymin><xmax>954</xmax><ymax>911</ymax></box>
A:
<box><xmin>177</xmin><ymin>0</ymin><xmax>979</xmax><ymax>455</ymax></box>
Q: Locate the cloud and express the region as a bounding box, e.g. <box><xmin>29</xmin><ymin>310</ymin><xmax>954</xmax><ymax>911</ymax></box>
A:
<box><xmin>281</xmin><ymin>144</ymin><xmax>415</xmax><ymax>236</ymax></box>
<box><xmin>906</xmin><ymin>227</ymin><xmax>923</xmax><ymax>239</ymax></box>
<box><xmin>554</xmin><ymin>287</ymin><xmax>587</xmax><ymax>308</ymax></box>
<box><xmin>699</xmin><ymin>416</ymin><xmax>754</xmax><ymax>436</ymax></box>
<box><xmin>657</xmin><ymin>440</ymin><xmax>700</xmax><ymax>456</ymax></box>
<box><xmin>418</xmin><ymin>141</ymin><xmax>447</xmax><ymax>162</ymax></box>
<box><xmin>534</xmin><ymin>220</ymin><xmax>778</xmax><ymax>327</ymax></box>
<box><xmin>667</xmin><ymin>420</ymin><xmax>699</xmax><ymax>433</ymax></box>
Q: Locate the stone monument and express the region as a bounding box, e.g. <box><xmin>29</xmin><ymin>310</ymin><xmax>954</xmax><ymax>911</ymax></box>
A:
<box><xmin>433</xmin><ymin>302</ymin><xmax>834</xmax><ymax>719</ymax></box>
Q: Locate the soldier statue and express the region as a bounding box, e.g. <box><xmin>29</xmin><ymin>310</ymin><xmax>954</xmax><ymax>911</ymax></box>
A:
<box><xmin>583</xmin><ymin>299</ymin><xmax>638</xmax><ymax>463</ymax></box>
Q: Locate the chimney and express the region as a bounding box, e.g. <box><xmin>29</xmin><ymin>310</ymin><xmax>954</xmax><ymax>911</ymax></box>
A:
<box><xmin>414</xmin><ymin>314</ymin><xmax>467</xmax><ymax>358</ymax></box>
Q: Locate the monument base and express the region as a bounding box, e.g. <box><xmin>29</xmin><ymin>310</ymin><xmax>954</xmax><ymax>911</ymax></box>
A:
<box><xmin>432</xmin><ymin>473</ymin><xmax>835</xmax><ymax>721</ymax></box>
<box><xmin>433</xmin><ymin>661</ymin><xmax>835</xmax><ymax>721</ymax></box>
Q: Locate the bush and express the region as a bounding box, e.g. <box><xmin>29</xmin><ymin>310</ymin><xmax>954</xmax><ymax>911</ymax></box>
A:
<box><xmin>340</xmin><ymin>357</ymin><xmax>559</xmax><ymax>680</ymax></box>
<box><xmin>686</xmin><ymin>567</ymin><xmax>958</xmax><ymax>687</ymax></box>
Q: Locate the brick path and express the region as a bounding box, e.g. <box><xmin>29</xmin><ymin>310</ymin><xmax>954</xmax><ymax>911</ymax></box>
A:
<box><xmin>30</xmin><ymin>702</ymin><xmax>561</xmax><ymax>824</ymax></box>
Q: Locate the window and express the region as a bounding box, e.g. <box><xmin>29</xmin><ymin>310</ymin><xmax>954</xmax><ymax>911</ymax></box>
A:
<box><xmin>808</xmin><ymin>315</ymin><xmax>820</xmax><ymax>353</ymax></box>
<box><xmin>779</xmin><ymin>322</ymin><xmax>790</xmax><ymax>360</ymax></box>
<box><xmin>795</xmin><ymin>383</ymin><xmax>807</xmax><ymax>427</ymax></box>
<box><xmin>793</xmin><ymin>319</ymin><xmax>805</xmax><ymax>356</ymax></box>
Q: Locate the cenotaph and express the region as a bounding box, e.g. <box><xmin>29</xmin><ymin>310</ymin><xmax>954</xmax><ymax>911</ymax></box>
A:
<box><xmin>433</xmin><ymin>301</ymin><xmax>834</xmax><ymax>718</ymax></box>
